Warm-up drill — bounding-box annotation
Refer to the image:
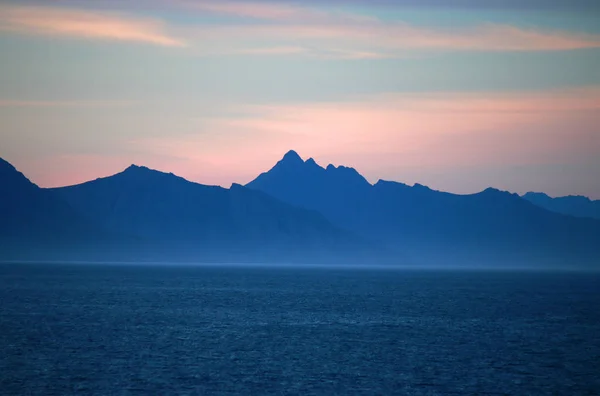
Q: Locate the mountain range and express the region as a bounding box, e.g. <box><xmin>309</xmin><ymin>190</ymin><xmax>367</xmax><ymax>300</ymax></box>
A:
<box><xmin>247</xmin><ymin>151</ymin><xmax>600</xmax><ymax>267</ymax></box>
<box><xmin>1</xmin><ymin>158</ymin><xmax>362</xmax><ymax>263</ymax></box>
<box><xmin>1</xmin><ymin>151</ymin><xmax>600</xmax><ymax>268</ymax></box>
<box><xmin>522</xmin><ymin>192</ymin><xmax>600</xmax><ymax>220</ymax></box>
<box><xmin>0</xmin><ymin>158</ymin><xmax>115</xmax><ymax>260</ymax></box>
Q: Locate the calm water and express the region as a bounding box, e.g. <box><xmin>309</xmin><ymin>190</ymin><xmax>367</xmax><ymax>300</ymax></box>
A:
<box><xmin>1</xmin><ymin>264</ymin><xmax>599</xmax><ymax>395</ymax></box>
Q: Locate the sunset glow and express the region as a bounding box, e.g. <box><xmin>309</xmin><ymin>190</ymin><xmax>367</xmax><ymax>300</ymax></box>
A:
<box><xmin>1</xmin><ymin>0</ymin><xmax>598</xmax><ymax>197</ymax></box>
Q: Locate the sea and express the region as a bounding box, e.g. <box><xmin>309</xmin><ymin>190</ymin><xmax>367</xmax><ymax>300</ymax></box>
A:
<box><xmin>1</xmin><ymin>263</ymin><xmax>599</xmax><ymax>395</ymax></box>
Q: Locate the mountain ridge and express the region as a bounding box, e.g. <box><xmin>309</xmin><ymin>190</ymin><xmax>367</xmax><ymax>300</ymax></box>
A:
<box><xmin>0</xmin><ymin>157</ymin><xmax>122</xmax><ymax>261</ymax></box>
<box><xmin>1</xmin><ymin>157</ymin><xmax>371</xmax><ymax>263</ymax></box>
<box><xmin>2</xmin><ymin>153</ymin><xmax>599</xmax><ymax>267</ymax></box>
<box><xmin>522</xmin><ymin>191</ymin><xmax>600</xmax><ymax>220</ymax></box>
<box><xmin>247</xmin><ymin>151</ymin><xmax>600</xmax><ymax>267</ymax></box>
<box><xmin>48</xmin><ymin>161</ymin><xmax>369</xmax><ymax>263</ymax></box>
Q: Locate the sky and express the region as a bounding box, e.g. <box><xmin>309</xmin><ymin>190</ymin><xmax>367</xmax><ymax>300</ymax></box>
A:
<box><xmin>0</xmin><ymin>0</ymin><xmax>599</xmax><ymax>198</ymax></box>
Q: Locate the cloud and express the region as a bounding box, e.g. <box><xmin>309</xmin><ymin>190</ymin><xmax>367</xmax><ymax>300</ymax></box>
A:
<box><xmin>0</xmin><ymin>5</ymin><xmax>186</xmax><ymax>47</ymax></box>
<box><xmin>215</xmin><ymin>45</ymin><xmax>392</xmax><ymax>59</ymax></box>
<box><xmin>186</xmin><ymin>24</ymin><xmax>600</xmax><ymax>53</ymax></box>
<box><xmin>183</xmin><ymin>1</ymin><xmax>322</xmax><ymax>21</ymax></box>
<box><xmin>289</xmin><ymin>0</ymin><xmax>600</xmax><ymax>11</ymax></box>
<box><xmin>234</xmin><ymin>46</ymin><xmax>308</xmax><ymax>55</ymax></box>
<box><xmin>180</xmin><ymin>0</ymin><xmax>600</xmax><ymax>53</ymax></box>
<box><xmin>2</xmin><ymin>2</ymin><xmax>598</xmax><ymax>54</ymax></box>
<box><xmin>312</xmin><ymin>48</ymin><xmax>393</xmax><ymax>59</ymax></box>
<box><xmin>0</xmin><ymin>99</ymin><xmax>139</xmax><ymax>107</ymax></box>
<box><xmin>180</xmin><ymin>0</ymin><xmax>377</xmax><ymax>24</ymax></box>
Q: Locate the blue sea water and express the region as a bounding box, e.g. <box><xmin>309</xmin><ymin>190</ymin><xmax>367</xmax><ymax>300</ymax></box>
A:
<box><xmin>1</xmin><ymin>263</ymin><xmax>599</xmax><ymax>395</ymax></box>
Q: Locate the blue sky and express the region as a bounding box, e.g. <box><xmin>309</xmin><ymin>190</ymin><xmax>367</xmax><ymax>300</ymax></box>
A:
<box><xmin>0</xmin><ymin>0</ymin><xmax>598</xmax><ymax>198</ymax></box>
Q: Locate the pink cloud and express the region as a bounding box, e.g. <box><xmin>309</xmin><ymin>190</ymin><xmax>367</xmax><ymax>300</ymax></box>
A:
<box><xmin>2</xmin><ymin>2</ymin><xmax>597</xmax><ymax>54</ymax></box>
<box><xmin>0</xmin><ymin>5</ymin><xmax>186</xmax><ymax>47</ymax></box>
<box><xmin>178</xmin><ymin>0</ymin><xmax>600</xmax><ymax>52</ymax></box>
<box><xmin>185</xmin><ymin>23</ymin><xmax>600</xmax><ymax>53</ymax></box>
<box><xmin>180</xmin><ymin>0</ymin><xmax>377</xmax><ymax>24</ymax></box>
<box><xmin>184</xmin><ymin>1</ymin><xmax>322</xmax><ymax>21</ymax></box>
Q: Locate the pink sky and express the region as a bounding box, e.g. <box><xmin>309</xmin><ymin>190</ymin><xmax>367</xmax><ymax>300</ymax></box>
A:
<box><xmin>1</xmin><ymin>1</ymin><xmax>598</xmax><ymax>198</ymax></box>
<box><xmin>11</xmin><ymin>87</ymin><xmax>598</xmax><ymax>198</ymax></box>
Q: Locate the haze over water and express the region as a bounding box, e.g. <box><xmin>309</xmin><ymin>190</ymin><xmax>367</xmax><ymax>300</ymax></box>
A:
<box><xmin>1</xmin><ymin>263</ymin><xmax>599</xmax><ymax>395</ymax></box>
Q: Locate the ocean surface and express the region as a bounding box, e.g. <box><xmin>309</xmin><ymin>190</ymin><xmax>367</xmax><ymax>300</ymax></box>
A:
<box><xmin>1</xmin><ymin>263</ymin><xmax>599</xmax><ymax>395</ymax></box>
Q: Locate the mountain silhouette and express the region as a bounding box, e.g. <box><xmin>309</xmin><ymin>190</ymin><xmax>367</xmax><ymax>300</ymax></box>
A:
<box><xmin>0</xmin><ymin>158</ymin><xmax>114</xmax><ymax>260</ymax></box>
<box><xmin>247</xmin><ymin>151</ymin><xmax>600</xmax><ymax>267</ymax></box>
<box><xmin>48</xmin><ymin>163</ymin><xmax>362</xmax><ymax>263</ymax></box>
<box><xmin>247</xmin><ymin>150</ymin><xmax>372</xmax><ymax>234</ymax></box>
<box><xmin>522</xmin><ymin>192</ymin><xmax>600</xmax><ymax>220</ymax></box>
<box><xmin>3</xmin><ymin>154</ymin><xmax>599</xmax><ymax>267</ymax></box>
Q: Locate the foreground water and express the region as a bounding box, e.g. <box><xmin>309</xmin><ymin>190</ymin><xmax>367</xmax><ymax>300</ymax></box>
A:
<box><xmin>1</xmin><ymin>264</ymin><xmax>599</xmax><ymax>395</ymax></box>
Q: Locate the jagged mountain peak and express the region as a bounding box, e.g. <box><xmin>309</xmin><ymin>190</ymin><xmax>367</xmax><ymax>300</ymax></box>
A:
<box><xmin>281</xmin><ymin>149</ymin><xmax>303</xmax><ymax>163</ymax></box>
<box><xmin>305</xmin><ymin>158</ymin><xmax>319</xmax><ymax>167</ymax></box>
<box><xmin>122</xmin><ymin>164</ymin><xmax>155</xmax><ymax>174</ymax></box>
<box><xmin>479</xmin><ymin>187</ymin><xmax>521</xmax><ymax>199</ymax></box>
<box><xmin>117</xmin><ymin>164</ymin><xmax>181</xmax><ymax>181</ymax></box>
<box><xmin>413</xmin><ymin>183</ymin><xmax>432</xmax><ymax>190</ymax></box>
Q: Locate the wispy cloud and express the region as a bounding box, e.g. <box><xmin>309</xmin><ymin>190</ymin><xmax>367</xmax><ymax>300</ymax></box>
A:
<box><xmin>277</xmin><ymin>0</ymin><xmax>600</xmax><ymax>12</ymax></box>
<box><xmin>0</xmin><ymin>99</ymin><xmax>139</xmax><ymax>107</ymax></box>
<box><xmin>218</xmin><ymin>45</ymin><xmax>392</xmax><ymax>59</ymax></box>
<box><xmin>186</xmin><ymin>24</ymin><xmax>600</xmax><ymax>53</ymax></box>
<box><xmin>0</xmin><ymin>5</ymin><xmax>186</xmax><ymax>47</ymax></box>
<box><xmin>180</xmin><ymin>0</ymin><xmax>377</xmax><ymax>24</ymax></box>
<box><xmin>183</xmin><ymin>0</ymin><xmax>321</xmax><ymax>21</ymax></box>
<box><xmin>234</xmin><ymin>46</ymin><xmax>308</xmax><ymax>55</ymax></box>
<box><xmin>181</xmin><ymin>0</ymin><xmax>600</xmax><ymax>52</ymax></box>
<box><xmin>312</xmin><ymin>48</ymin><xmax>393</xmax><ymax>60</ymax></box>
<box><xmin>1</xmin><ymin>2</ymin><xmax>598</xmax><ymax>54</ymax></box>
